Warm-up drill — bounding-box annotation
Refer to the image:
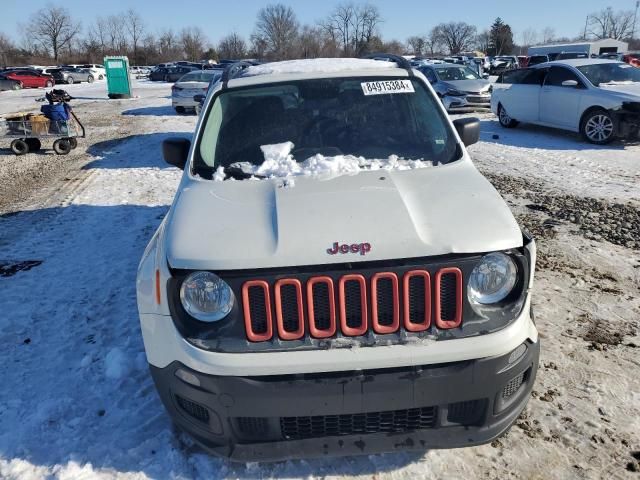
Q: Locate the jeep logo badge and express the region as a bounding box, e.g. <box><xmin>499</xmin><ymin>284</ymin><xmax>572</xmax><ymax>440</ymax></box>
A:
<box><xmin>327</xmin><ymin>242</ymin><xmax>371</xmax><ymax>256</ymax></box>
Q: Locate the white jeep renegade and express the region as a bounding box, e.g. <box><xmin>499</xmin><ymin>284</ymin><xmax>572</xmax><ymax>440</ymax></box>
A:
<box><xmin>137</xmin><ymin>56</ymin><xmax>539</xmax><ymax>461</ymax></box>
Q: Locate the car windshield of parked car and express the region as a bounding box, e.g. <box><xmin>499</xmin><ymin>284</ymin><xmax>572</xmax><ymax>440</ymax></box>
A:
<box><xmin>577</xmin><ymin>62</ymin><xmax>640</xmax><ymax>86</ymax></box>
<box><xmin>436</xmin><ymin>66</ymin><xmax>480</xmax><ymax>81</ymax></box>
<box><xmin>179</xmin><ymin>71</ymin><xmax>222</xmax><ymax>83</ymax></box>
<box><xmin>196</xmin><ymin>77</ymin><xmax>458</xmax><ymax>178</ymax></box>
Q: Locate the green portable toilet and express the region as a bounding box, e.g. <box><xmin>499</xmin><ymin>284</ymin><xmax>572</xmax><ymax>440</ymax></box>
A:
<box><xmin>104</xmin><ymin>56</ymin><xmax>132</xmax><ymax>99</ymax></box>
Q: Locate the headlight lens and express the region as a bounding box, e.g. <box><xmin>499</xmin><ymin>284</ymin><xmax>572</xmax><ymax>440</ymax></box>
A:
<box><xmin>446</xmin><ymin>88</ymin><xmax>466</xmax><ymax>96</ymax></box>
<box><xmin>468</xmin><ymin>252</ymin><xmax>517</xmax><ymax>305</ymax></box>
<box><xmin>180</xmin><ymin>271</ymin><xmax>234</xmax><ymax>322</ymax></box>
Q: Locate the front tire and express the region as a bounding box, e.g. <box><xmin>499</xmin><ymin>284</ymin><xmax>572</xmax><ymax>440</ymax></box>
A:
<box><xmin>175</xmin><ymin>106</ymin><xmax>186</xmax><ymax>114</ymax></box>
<box><xmin>45</xmin><ymin>80</ymin><xmax>53</xmax><ymax>88</ymax></box>
<box><xmin>68</xmin><ymin>138</ymin><xmax>78</xmax><ymax>149</ymax></box>
<box><xmin>67</xmin><ymin>77</ymin><xmax>74</xmax><ymax>85</ymax></box>
<box><xmin>87</xmin><ymin>75</ymin><xmax>94</xmax><ymax>83</ymax></box>
<box><xmin>498</xmin><ymin>104</ymin><xmax>519</xmax><ymax>128</ymax></box>
<box><xmin>14</xmin><ymin>81</ymin><xmax>23</xmax><ymax>90</ymax></box>
<box><xmin>53</xmin><ymin>139</ymin><xmax>72</xmax><ymax>155</ymax></box>
<box><xmin>10</xmin><ymin>139</ymin><xmax>29</xmax><ymax>155</ymax></box>
<box><xmin>580</xmin><ymin>109</ymin><xmax>615</xmax><ymax>145</ymax></box>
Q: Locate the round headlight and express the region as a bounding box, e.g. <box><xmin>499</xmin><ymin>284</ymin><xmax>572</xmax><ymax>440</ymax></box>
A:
<box><xmin>180</xmin><ymin>271</ymin><xmax>234</xmax><ymax>322</ymax></box>
<box><xmin>468</xmin><ymin>252</ymin><xmax>517</xmax><ymax>305</ymax></box>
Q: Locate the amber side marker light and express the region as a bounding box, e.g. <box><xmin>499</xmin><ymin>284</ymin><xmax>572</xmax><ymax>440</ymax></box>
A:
<box><xmin>155</xmin><ymin>269</ymin><xmax>161</xmax><ymax>305</ymax></box>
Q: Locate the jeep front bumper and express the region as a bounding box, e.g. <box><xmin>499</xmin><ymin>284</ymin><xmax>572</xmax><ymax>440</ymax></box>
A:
<box><xmin>149</xmin><ymin>338</ymin><xmax>539</xmax><ymax>462</ymax></box>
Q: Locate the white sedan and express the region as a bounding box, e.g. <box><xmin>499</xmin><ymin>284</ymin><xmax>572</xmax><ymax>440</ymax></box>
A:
<box><xmin>491</xmin><ymin>59</ymin><xmax>640</xmax><ymax>144</ymax></box>
<box><xmin>171</xmin><ymin>70</ymin><xmax>222</xmax><ymax>114</ymax></box>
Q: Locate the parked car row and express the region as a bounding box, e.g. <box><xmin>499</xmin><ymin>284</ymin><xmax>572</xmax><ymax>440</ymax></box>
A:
<box><xmin>0</xmin><ymin>64</ymin><xmax>105</xmax><ymax>91</ymax></box>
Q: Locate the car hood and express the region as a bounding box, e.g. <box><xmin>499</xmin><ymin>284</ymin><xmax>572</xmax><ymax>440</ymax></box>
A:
<box><xmin>597</xmin><ymin>82</ymin><xmax>640</xmax><ymax>99</ymax></box>
<box><xmin>441</xmin><ymin>79</ymin><xmax>491</xmax><ymax>94</ymax></box>
<box><xmin>165</xmin><ymin>160</ymin><xmax>522</xmax><ymax>270</ymax></box>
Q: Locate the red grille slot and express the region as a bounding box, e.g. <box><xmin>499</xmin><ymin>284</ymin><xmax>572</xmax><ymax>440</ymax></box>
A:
<box><xmin>274</xmin><ymin>279</ymin><xmax>305</xmax><ymax>340</ymax></box>
<box><xmin>435</xmin><ymin>268</ymin><xmax>463</xmax><ymax>329</ymax></box>
<box><xmin>339</xmin><ymin>274</ymin><xmax>368</xmax><ymax>336</ymax></box>
<box><xmin>371</xmin><ymin>272</ymin><xmax>399</xmax><ymax>334</ymax></box>
<box><xmin>403</xmin><ymin>270</ymin><xmax>431</xmax><ymax>332</ymax></box>
<box><xmin>241</xmin><ymin>280</ymin><xmax>273</xmax><ymax>342</ymax></box>
<box><xmin>307</xmin><ymin>276</ymin><xmax>336</xmax><ymax>338</ymax></box>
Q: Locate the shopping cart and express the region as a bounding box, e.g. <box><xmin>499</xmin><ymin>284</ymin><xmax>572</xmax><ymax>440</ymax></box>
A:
<box><xmin>1</xmin><ymin>110</ymin><xmax>85</xmax><ymax>156</ymax></box>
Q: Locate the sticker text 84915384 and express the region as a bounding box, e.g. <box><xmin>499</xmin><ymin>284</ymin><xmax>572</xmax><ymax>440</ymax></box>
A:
<box><xmin>361</xmin><ymin>80</ymin><xmax>415</xmax><ymax>96</ymax></box>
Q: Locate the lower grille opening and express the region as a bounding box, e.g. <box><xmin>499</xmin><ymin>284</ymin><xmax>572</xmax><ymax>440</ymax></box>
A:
<box><xmin>280</xmin><ymin>406</ymin><xmax>437</xmax><ymax>440</ymax></box>
<box><xmin>236</xmin><ymin>417</ymin><xmax>270</xmax><ymax>437</ymax></box>
<box><xmin>447</xmin><ymin>399</ymin><xmax>486</xmax><ymax>425</ymax></box>
<box><xmin>502</xmin><ymin>371</ymin><xmax>526</xmax><ymax>399</ymax></box>
<box><xmin>175</xmin><ymin>395</ymin><xmax>210</xmax><ymax>423</ymax></box>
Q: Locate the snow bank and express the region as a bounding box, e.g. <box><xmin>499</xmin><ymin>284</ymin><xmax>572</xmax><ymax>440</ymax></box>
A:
<box><xmin>243</xmin><ymin>58</ymin><xmax>397</xmax><ymax>77</ymax></box>
<box><xmin>215</xmin><ymin>141</ymin><xmax>432</xmax><ymax>182</ymax></box>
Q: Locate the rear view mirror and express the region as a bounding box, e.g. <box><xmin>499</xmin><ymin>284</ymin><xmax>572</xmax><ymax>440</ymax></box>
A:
<box><xmin>162</xmin><ymin>137</ymin><xmax>191</xmax><ymax>170</ymax></box>
<box><xmin>561</xmin><ymin>80</ymin><xmax>578</xmax><ymax>88</ymax></box>
<box><xmin>452</xmin><ymin>117</ymin><xmax>480</xmax><ymax>147</ymax></box>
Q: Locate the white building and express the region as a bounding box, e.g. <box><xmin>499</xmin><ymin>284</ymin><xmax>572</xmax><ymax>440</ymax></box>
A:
<box><xmin>528</xmin><ymin>38</ymin><xmax>628</xmax><ymax>57</ymax></box>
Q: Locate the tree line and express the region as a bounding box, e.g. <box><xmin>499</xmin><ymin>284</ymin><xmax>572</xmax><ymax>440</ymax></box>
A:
<box><xmin>0</xmin><ymin>3</ymin><xmax>637</xmax><ymax>67</ymax></box>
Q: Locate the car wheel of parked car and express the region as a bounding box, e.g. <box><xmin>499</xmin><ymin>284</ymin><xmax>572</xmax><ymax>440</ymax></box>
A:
<box><xmin>13</xmin><ymin>81</ymin><xmax>23</xmax><ymax>90</ymax></box>
<box><xmin>66</xmin><ymin>76</ymin><xmax>74</xmax><ymax>84</ymax></box>
<box><xmin>498</xmin><ymin>104</ymin><xmax>519</xmax><ymax>128</ymax></box>
<box><xmin>68</xmin><ymin>138</ymin><xmax>78</xmax><ymax>149</ymax></box>
<box><xmin>87</xmin><ymin>75</ymin><xmax>94</xmax><ymax>83</ymax></box>
<box><xmin>10</xmin><ymin>139</ymin><xmax>29</xmax><ymax>155</ymax></box>
<box><xmin>25</xmin><ymin>138</ymin><xmax>41</xmax><ymax>152</ymax></box>
<box><xmin>53</xmin><ymin>139</ymin><xmax>72</xmax><ymax>155</ymax></box>
<box><xmin>98</xmin><ymin>75</ymin><xmax>104</xmax><ymax>80</ymax></box>
<box><xmin>580</xmin><ymin>109</ymin><xmax>615</xmax><ymax>145</ymax></box>
<box><xmin>45</xmin><ymin>80</ymin><xmax>53</xmax><ymax>88</ymax></box>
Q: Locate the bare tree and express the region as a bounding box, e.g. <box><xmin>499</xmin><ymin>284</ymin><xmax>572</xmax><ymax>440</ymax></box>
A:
<box><xmin>425</xmin><ymin>27</ymin><xmax>442</xmax><ymax>55</ymax></box>
<box><xmin>406</xmin><ymin>35</ymin><xmax>426</xmax><ymax>55</ymax></box>
<box><xmin>520</xmin><ymin>28</ymin><xmax>538</xmax><ymax>48</ymax></box>
<box><xmin>105</xmin><ymin>15</ymin><xmax>127</xmax><ymax>53</ymax></box>
<box><xmin>321</xmin><ymin>3</ymin><xmax>355</xmax><ymax>56</ymax></box>
<box><xmin>218</xmin><ymin>32</ymin><xmax>247</xmax><ymax>60</ymax></box>
<box><xmin>541</xmin><ymin>26</ymin><xmax>556</xmax><ymax>44</ymax></box>
<box><xmin>26</xmin><ymin>5</ymin><xmax>81</xmax><ymax>61</ymax></box>
<box><xmin>125</xmin><ymin>9</ymin><xmax>145</xmax><ymax>65</ymax></box>
<box><xmin>88</xmin><ymin>17</ymin><xmax>108</xmax><ymax>58</ymax></box>
<box><xmin>432</xmin><ymin>22</ymin><xmax>477</xmax><ymax>54</ymax></box>
<box><xmin>353</xmin><ymin>4</ymin><xmax>382</xmax><ymax>55</ymax></box>
<box><xmin>252</xmin><ymin>4</ymin><xmax>299</xmax><ymax>60</ymax></box>
<box><xmin>180</xmin><ymin>27</ymin><xmax>208</xmax><ymax>61</ymax></box>
<box><xmin>587</xmin><ymin>7</ymin><xmax>635</xmax><ymax>40</ymax></box>
<box><xmin>320</xmin><ymin>3</ymin><xmax>382</xmax><ymax>56</ymax></box>
<box><xmin>475</xmin><ymin>30</ymin><xmax>490</xmax><ymax>53</ymax></box>
<box><xmin>0</xmin><ymin>32</ymin><xmax>15</xmax><ymax>67</ymax></box>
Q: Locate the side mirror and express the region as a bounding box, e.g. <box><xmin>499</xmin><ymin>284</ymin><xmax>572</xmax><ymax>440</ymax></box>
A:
<box><xmin>193</xmin><ymin>94</ymin><xmax>205</xmax><ymax>104</ymax></box>
<box><xmin>561</xmin><ymin>79</ymin><xmax>578</xmax><ymax>88</ymax></box>
<box><xmin>452</xmin><ymin>117</ymin><xmax>480</xmax><ymax>147</ymax></box>
<box><xmin>162</xmin><ymin>137</ymin><xmax>191</xmax><ymax>170</ymax></box>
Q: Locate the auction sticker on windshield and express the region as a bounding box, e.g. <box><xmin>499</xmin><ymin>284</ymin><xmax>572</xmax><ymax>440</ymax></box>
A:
<box><xmin>361</xmin><ymin>80</ymin><xmax>415</xmax><ymax>96</ymax></box>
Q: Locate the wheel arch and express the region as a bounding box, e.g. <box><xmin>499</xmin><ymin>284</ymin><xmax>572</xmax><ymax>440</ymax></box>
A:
<box><xmin>579</xmin><ymin>105</ymin><xmax>611</xmax><ymax>129</ymax></box>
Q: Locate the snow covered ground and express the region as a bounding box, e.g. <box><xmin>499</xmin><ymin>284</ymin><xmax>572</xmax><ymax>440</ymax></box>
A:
<box><xmin>1</xmin><ymin>81</ymin><xmax>639</xmax><ymax>479</ymax></box>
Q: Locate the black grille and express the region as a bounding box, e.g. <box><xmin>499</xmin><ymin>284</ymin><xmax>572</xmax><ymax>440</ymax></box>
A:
<box><xmin>407</xmin><ymin>275</ymin><xmax>426</xmax><ymax>325</ymax></box>
<box><xmin>376</xmin><ymin>278</ymin><xmax>395</xmax><ymax>326</ymax></box>
<box><xmin>439</xmin><ymin>273</ymin><xmax>458</xmax><ymax>321</ymax></box>
<box><xmin>280</xmin><ymin>284</ymin><xmax>300</xmax><ymax>333</ymax></box>
<box><xmin>236</xmin><ymin>417</ymin><xmax>269</xmax><ymax>436</ymax></box>
<box><xmin>447</xmin><ymin>399</ymin><xmax>486</xmax><ymax>425</ymax></box>
<box><xmin>248</xmin><ymin>286</ymin><xmax>268</xmax><ymax>334</ymax></box>
<box><xmin>280</xmin><ymin>406</ymin><xmax>437</xmax><ymax>440</ymax></box>
<box><xmin>502</xmin><ymin>372</ymin><xmax>525</xmax><ymax>399</ymax></box>
<box><xmin>175</xmin><ymin>395</ymin><xmax>209</xmax><ymax>423</ymax></box>
<box><xmin>311</xmin><ymin>282</ymin><xmax>332</xmax><ymax>331</ymax></box>
<box><xmin>344</xmin><ymin>280</ymin><xmax>363</xmax><ymax>329</ymax></box>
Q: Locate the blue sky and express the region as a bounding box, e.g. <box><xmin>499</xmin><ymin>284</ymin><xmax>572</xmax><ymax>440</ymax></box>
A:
<box><xmin>1</xmin><ymin>0</ymin><xmax>636</xmax><ymax>45</ymax></box>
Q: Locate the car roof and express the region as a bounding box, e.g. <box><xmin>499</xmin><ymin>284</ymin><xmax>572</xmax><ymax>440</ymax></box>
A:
<box><xmin>539</xmin><ymin>58</ymin><xmax>620</xmax><ymax>68</ymax></box>
<box><xmin>228</xmin><ymin>58</ymin><xmax>407</xmax><ymax>88</ymax></box>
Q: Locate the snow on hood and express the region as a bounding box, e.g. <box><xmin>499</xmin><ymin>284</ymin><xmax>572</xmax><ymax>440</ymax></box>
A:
<box><xmin>217</xmin><ymin>141</ymin><xmax>432</xmax><ymax>182</ymax></box>
<box><xmin>165</xmin><ymin>160</ymin><xmax>523</xmax><ymax>270</ymax></box>
<box><xmin>242</xmin><ymin>58</ymin><xmax>397</xmax><ymax>77</ymax></box>
<box><xmin>598</xmin><ymin>82</ymin><xmax>640</xmax><ymax>98</ymax></box>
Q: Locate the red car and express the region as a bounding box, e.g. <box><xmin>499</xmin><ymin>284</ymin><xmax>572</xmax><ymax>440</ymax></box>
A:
<box><xmin>3</xmin><ymin>69</ymin><xmax>54</xmax><ymax>88</ymax></box>
<box><xmin>623</xmin><ymin>52</ymin><xmax>640</xmax><ymax>68</ymax></box>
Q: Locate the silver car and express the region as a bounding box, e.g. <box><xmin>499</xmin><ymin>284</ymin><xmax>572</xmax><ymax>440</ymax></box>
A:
<box><xmin>50</xmin><ymin>68</ymin><xmax>95</xmax><ymax>85</ymax></box>
<box><xmin>417</xmin><ymin>63</ymin><xmax>492</xmax><ymax>112</ymax></box>
<box><xmin>171</xmin><ymin>69</ymin><xmax>223</xmax><ymax>113</ymax></box>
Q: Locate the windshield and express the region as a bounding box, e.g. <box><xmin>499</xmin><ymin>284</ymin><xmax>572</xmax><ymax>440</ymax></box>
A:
<box><xmin>435</xmin><ymin>67</ymin><xmax>480</xmax><ymax>81</ymax></box>
<box><xmin>195</xmin><ymin>77</ymin><xmax>458</xmax><ymax>178</ymax></box>
<box><xmin>179</xmin><ymin>71</ymin><xmax>221</xmax><ymax>83</ymax></box>
<box><xmin>577</xmin><ymin>62</ymin><xmax>640</xmax><ymax>86</ymax></box>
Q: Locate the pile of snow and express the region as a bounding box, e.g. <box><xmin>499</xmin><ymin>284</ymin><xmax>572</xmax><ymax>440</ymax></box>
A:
<box><xmin>215</xmin><ymin>141</ymin><xmax>432</xmax><ymax>182</ymax></box>
<box><xmin>242</xmin><ymin>58</ymin><xmax>397</xmax><ymax>77</ymax></box>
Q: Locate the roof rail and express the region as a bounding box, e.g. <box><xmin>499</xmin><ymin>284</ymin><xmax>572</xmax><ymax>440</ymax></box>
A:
<box><xmin>221</xmin><ymin>61</ymin><xmax>256</xmax><ymax>89</ymax></box>
<box><xmin>360</xmin><ymin>53</ymin><xmax>414</xmax><ymax>75</ymax></box>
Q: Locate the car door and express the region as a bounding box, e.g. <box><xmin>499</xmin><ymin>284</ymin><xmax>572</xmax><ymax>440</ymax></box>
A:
<box><xmin>496</xmin><ymin>69</ymin><xmax>543</xmax><ymax>123</ymax></box>
<box><xmin>539</xmin><ymin>66</ymin><xmax>585</xmax><ymax>128</ymax></box>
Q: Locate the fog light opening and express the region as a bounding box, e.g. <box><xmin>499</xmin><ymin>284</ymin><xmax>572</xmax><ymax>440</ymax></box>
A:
<box><xmin>508</xmin><ymin>344</ymin><xmax>527</xmax><ymax>365</ymax></box>
<box><xmin>175</xmin><ymin>368</ymin><xmax>201</xmax><ymax>387</ymax></box>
